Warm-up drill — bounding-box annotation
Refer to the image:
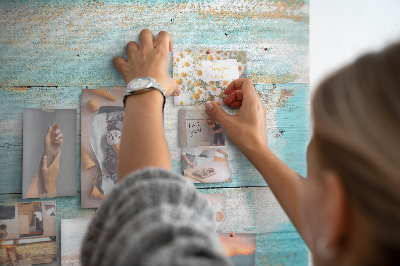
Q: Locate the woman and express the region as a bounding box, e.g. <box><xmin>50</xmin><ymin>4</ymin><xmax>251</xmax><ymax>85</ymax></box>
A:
<box><xmin>201</xmin><ymin>113</ymin><xmax>225</xmax><ymax>146</ymax></box>
<box><xmin>81</xmin><ymin>29</ymin><xmax>400</xmax><ymax>265</ymax></box>
<box><xmin>0</xmin><ymin>224</ymin><xmax>23</xmax><ymax>263</ymax></box>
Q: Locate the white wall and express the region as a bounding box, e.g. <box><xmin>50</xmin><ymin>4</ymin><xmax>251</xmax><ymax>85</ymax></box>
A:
<box><xmin>310</xmin><ymin>0</ymin><xmax>400</xmax><ymax>91</ymax></box>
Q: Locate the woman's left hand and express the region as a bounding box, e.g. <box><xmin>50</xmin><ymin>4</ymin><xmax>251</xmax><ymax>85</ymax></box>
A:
<box><xmin>113</xmin><ymin>29</ymin><xmax>180</xmax><ymax>97</ymax></box>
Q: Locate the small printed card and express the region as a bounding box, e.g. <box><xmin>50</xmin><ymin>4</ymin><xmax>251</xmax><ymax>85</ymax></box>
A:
<box><xmin>23</xmin><ymin>108</ymin><xmax>77</xmax><ymax>199</ymax></box>
<box><xmin>205</xmin><ymin>193</ymin><xmax>227</xmax><ymax>231</ymax></box>
<box><xmin>80</xmin><ymin>88</ymin><xmax>125</xmax><ymax>208</ymax></box>
<box><xmin>61</xmin><ymin>219</ymin><xmax>92</xmax><ymax>265</ymax></box>
<box><xmin>178</xmin><ymin>109</ymin><xmax>226</xmax><ymax>148</ymax></box>
<box><xmin>182</xmin><ymin>147</ymin><xmax>231</xmax><ymax>183</ymax></box>
<box><xmin>219</xmin><ymin>233</ymin><xmax>257</xmax><ymax>266</ymax></box>
<box><xmin>0</xmin><ymin>201</ymin><xmax>57</xmax><ymax>265</ymax></box>
<box><xmin>173</xmin><ymin>49</ymin><xmax>247</xmax><ymax>106</ymax></box>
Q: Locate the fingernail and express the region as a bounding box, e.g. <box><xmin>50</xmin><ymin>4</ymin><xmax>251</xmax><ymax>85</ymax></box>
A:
<box><xmin>43</xmin><ymin>156</ymin><xmax>47</xmax><ymax>159</ymax></box>
<box><xmin>177</xmin><ymin>86</ymin><xmax>182</xmax><ymax>94</ymax></box>
<box><xmin>206</xmin><ymin>102</ymin><xmax>214</xmax><ymax>111</ymax></box>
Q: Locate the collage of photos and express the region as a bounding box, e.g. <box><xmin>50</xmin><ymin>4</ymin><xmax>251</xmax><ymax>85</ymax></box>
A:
<box><xmin>80</xmin><ymin>88</ymin><xmax>125</xmax><ymax>208</ymax></box>
<box><xmin>173</xmin><ymin>49</ymin><xmax>247</xmax><ymax>106</ymax></box>
<box><xmin>179</xmin><ymin>109</ymin><xmax>231</xmax><ymax>183</ymax></box>
<box><xmin>61</xmin><ymin>219</ymin><xmax>92</xmax><ymax>265</ymax></box>
<box><xmin>0</xmin><ymin>201</ymin><xmax>57</xmax><ymax>265</ymax></box>
<box><xmin>22</xmin><ymin>109</ymin><xmax>77</xmax><ymax>199</ymax></box>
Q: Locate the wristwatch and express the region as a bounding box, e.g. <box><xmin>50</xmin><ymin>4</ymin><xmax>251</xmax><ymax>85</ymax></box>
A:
<box><xmin>123</xmin><ymin>77</ymin><xmax>166</xmax><ymax>109</ymax></box>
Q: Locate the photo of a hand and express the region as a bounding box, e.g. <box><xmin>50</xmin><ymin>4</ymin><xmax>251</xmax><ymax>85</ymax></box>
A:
<box><xmin>26</xmin><ymin>124</ymin><xmax>64</xmax><ymax>198</ymax></box>
<box><xmin>44</xmin><ymin>124</ymin><xmax>63</xmax><ymax>166</ymax></box>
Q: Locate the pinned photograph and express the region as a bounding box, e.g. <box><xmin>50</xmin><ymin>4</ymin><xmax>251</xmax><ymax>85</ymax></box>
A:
<box><xmin>81</xmin><ymin>88</ymin><xmax>125</xmax><ymax>208</ymax></box>
<box><xmin>182</xmin><ymin>147</ymin><xmax>231</xmax><ymax>183</ymax></box>
<box><xmin>0</xmin><ymin>201</ymin><xmax>57</xmax><ymax>265</ymax></box>
<box><xmin>22</xmin><ymin>108</ymin><xmax>77</xmax><ymax>199</ymax></box>
<box><xmin>179</xmin><ymin>109</ymin><xmax>226</xmax><ymax>148</ymax></box>
<box><xmin>173</xmin><ymin>49</ymin><xmax>247</xmax><ymax>105</ymax></box>
<box><xmin>219</xmin><ymin>233</ymin><xmax>257</xmax><ymax>266</ymax></box>
<box><xmin>205</xmin><ymin>193</ymin><xmax>227</xmax><ymax>231</ymax></box>
<box><xmin>61</xmin><ymin>219</ymin><xmax>92</xmax><ymax>265</ymax></box>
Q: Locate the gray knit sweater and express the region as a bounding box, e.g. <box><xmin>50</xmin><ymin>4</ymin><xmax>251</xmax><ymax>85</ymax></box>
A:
<box><xmin>81</xmin><ymin>167</ymin><xmax>232</xmax><ymax>266</ymax></box>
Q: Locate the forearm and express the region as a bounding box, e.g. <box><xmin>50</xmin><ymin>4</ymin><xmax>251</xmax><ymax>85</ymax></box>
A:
<box><xmin>43</xmin><ymin>182</ymin><xmax>57</xmax><ymax>197</ymax></box>
<box><xmin>182</xmin><ymin>155</ymin><xmax>191</xmax><ymax>164</ymax></box>
<box><xmin>26</xmin><ymin>156</ymin><xmax>46</xmax><ymax>198</ymax></box>
<box><xmin>118</xmin><ymin>91</ymin><xmax>172</xmax><ymax>181</ymax></box>
<box><xmin>26</xmin><ymin>168</ymin><xmax>42</xmax><ymax>198</ymax></box>
<box><xmin>243</xmin><ymin>145</ymin><xmax>306</xmax><ymax>241</ymax></box>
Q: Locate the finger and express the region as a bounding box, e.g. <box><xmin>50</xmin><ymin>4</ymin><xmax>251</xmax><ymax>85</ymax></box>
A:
<box><xmin>224</xmin><ymin>78</ymin><xmax>256</xmax><ymax>98</ymax></box>
<box><xmin>42</xmin><ymin>156</ymin><xmax>48</xmax><ymax>171</ymax></box>
<box><xmin>205</xmin><ymin>102</ymin><xmax>231</xmax><ymax>128</ymax></box>
<box><xmin>113</xmin><ymin>56</ymin><xmax>128</xmax><ymax>73</ymax></box>
<box><xmin>230</xmin><ymin>101</ymin><xmax>243</xmax><ymax>109</ymax></box>
<box><xmin>56</xmin><ymin>139</ymin><xmax>64</xmax><ymax>147</ymax></box>
<box><xmin>55</xmin><ymin>133</ymin><xmax>63</xmax><ymax>141</ymax></box>
<box><xmin>45</xmin><ymin>126</ymin><xmax>52</xmax><ymax>138</ymax></box>
<box><xmin>155</xmin><ymin>31</ymin><xmax>173</xmax><ymax>53</ymax></box>
<box><xmin>139</xmin><ymin>29</ymin><xmax>155</xmax><ymax>52</ymax></box>
<box><xmin>171</xmin><ymin>85</ymin><xmax>182</xmax><ymax>96</ymax></box>
<box><xmin>54</xmin><ymin>129</ymin><xmax>61</xmax><ymax>136</ymax></box>
<box><xmin>126</xmin><ymin>41</ymin><xmax>139</xmax><ymax>60</ymax></box>
<box><xmin>223</xmin><ymin>90</ymin><xmax>243</xmax><ymax>106</ymax></box>
<box><xmin>51</xmin><ymin>124</ymin><xmax>59</xmax><ymax>133</ymax></box>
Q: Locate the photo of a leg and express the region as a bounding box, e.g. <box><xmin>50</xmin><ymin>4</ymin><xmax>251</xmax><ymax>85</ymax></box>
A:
<box><xmin>26</xmin><ymin>124</ymin><xmax>63</xmax><ymax>198</ymax></box>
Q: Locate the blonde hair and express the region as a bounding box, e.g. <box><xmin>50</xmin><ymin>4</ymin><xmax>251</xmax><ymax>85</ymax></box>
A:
<box><xmin>312</xmin><ymin>43</ymin><xmax>400</xmax><ymax>263</ymax></box>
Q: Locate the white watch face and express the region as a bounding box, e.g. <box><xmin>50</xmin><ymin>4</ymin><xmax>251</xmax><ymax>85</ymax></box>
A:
<box><xmin>131</xmin><ymin>77</ymin><xmax>151</xmax><ymax>90</ymax></box>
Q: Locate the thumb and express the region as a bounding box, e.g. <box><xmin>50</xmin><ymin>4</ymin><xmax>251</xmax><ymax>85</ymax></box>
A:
<box><xmin>205</xmin><ymin>102</ymin><xmax>231</xmax><ymax>127</ymax></box>
<box><xmin>45</xmin><ymin>126</ymin><xmax>52</xmax><ymax>138</ymax></box>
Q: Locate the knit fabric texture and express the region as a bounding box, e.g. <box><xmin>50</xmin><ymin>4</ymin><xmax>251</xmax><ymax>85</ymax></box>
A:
<box><xmin>81</xmin><ymin>167</ymin><xmax>232</xmax><ymax>266</ymax></box>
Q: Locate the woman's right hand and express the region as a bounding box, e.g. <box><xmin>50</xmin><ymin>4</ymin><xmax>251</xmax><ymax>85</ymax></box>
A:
<box><xmin>205</xmin><ymin>78</ymin><xmax>268</xmax><ymax>155</ymax></box>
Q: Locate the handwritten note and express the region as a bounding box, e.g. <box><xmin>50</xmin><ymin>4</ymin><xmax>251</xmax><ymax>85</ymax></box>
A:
<box><xmin>188</xmin><ymin>121</ymin><xmax>202</xmax><ymax>137</ymax></box>
<box><xmin>199</xmin><ymin>59</ymin><xmax>239</xmax><ymax>82</ymax></box>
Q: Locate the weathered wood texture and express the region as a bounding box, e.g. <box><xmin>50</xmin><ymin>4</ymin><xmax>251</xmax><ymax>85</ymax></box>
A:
<box><xmin>0</xmin><ymin>0</ymin><xmax>309</xmax><ymax>86</ymax></box>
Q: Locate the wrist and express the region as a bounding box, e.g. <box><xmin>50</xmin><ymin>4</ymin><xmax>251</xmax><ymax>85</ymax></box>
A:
<box><xmin>239</xmin><ymin>137</ymin><xmax>271</xmax><ymax>158</ymax></box>
<box><xmin>43</xmin><ymin>182</ymin><xmax>56</xmax><ymax>196</ymax></box>
<box><xmin>124</xmin><ymin>77</ymin><xmax>166</xmax><ymax>108</ymax></box>
<box><xmin>125</xmin><ymin>90</ymin><xmax>164</xmax><ymax>111</ymax></box>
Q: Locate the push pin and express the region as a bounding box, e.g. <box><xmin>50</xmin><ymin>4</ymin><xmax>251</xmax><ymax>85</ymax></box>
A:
<box><xmin>230</xmin><ymin>232</ymin><xmax>235</xmax><ymax>237</ymax></box>
<box><xmin>206</xmin><ymin>49</ymin><xmax>211</xmax><ymax>54</ymax></box>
